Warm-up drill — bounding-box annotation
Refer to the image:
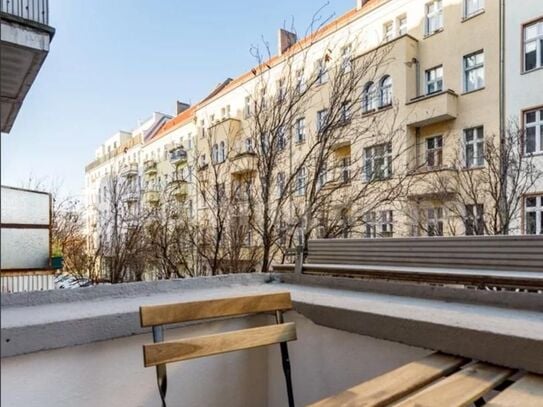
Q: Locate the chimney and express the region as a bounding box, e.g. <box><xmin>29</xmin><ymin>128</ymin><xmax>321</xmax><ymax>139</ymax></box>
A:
<box><xmin>176</xmin><ymin>101</ymin><xmax>190</xmax><ymax>115</ymax></box>
<box><xmin>278</xmin><ymin>29</ymin><xmax>297</xmax><ymax>55</ymax></box>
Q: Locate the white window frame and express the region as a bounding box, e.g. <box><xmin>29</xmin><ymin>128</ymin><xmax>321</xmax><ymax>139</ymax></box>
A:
<box><xmin>465</xmin><ymin>203</ymin><xmax>485</xmax><ymax>235</ymax></box>
<box><xmin>464</xmin><ymin>126</ymin><xmax>484</xmax><ymax>167</ymax></box>
<box><xmin>524</xmin><ymin>108</ymin><xmax>543</xmax><ymax>155</ymax></box>
<box><xmin>425</xmin><ymin>0</ymin><xmax>443</xmax><ymax>35</ymax></box>
<box><xmin>464</xmin><ymin>0</ymin><xmax>484</xmax><ymax>18</ymax></box>
<box><xmin>362</xmin><ymin>81</ymin><xmax>377</xmax><ymax>112</ymax></box>
<box><xmin>316</xmin><ymin>109</ymin><xmax>328</xmax><ymax>132</ymax></box>
<box><xmin>295</xmin><ymin>167</ymin><xmax>307</xmax><ymax>196</ymax></box>
<box><xmin>425</xmin><ymin>65</ymin><xmax>443</xmax><ymax>94</ymax></box>
<box><xmin>379</xmin><ymin>75</ymin><xmax>393</xmax><ymax>107</ymax></box>
<box><xmin>425</xmin><ymin>135</ymin><xmax>443</xmax><ymax>168</ymax></box>
<box><xmin>383</xmin><ymin>21</ymin><xmax>394</xmax><ymax>42</ymax></box>
<box><xmin>364</xmin><ymin>143</ymin><xmax>392</xmax><ymax>181</ymax></box>
<box><xmin>340</xmin><ymin>156</ymin><xmax>351</xmax><ymax>183</ymax></box>
<box><xmin>295</xmin><ymin>117</ymin><xmax>306</xmax><ymax>143</ymax></box>
<box><xmin>525</xmin><ymin>195</ymin><xmax>543</xmax><ymax>234</ymax></box>
<box><xmin>523</xmin><ymin>19</ymin><xmax>543</xmax><ymax>72</ymax></box>
<box><xmin>341</xmin><ymin>44</ymin><xmax>352</xmax><ymax>73</ymax></box>
<box><xmin>295</xmin><ymin>69</ymin><xmax>305</xmax><ymax>93</ymax></box>
<box><xmin>464</xmin><ymin>50</ymin><xmax>485</xmax><ymax>92</ymax></box>
<box><xmin>397</xmin><ymin>15</ymin><xmax>407</xmax><ymax>36</ymax></box>
<box><xmin>316</xmin><ymin>58</ymin><xmax>328</xmax><ymax>85</ymax></box>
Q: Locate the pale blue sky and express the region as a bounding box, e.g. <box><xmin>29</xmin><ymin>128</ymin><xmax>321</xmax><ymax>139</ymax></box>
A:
<box><xmin>1</xmin><ymin>0</ymin><xmax>354</xmax><ymax>197</ymax></box>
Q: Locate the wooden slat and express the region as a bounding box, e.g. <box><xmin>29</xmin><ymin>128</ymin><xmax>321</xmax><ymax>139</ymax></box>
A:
<box><xmin>308</xmin><ymin>353</ymin><xmax>466</xmax><ymax>407</ymax></box>
<box><xmin>143</xmin><ymin>322</ymin><xmax>296</xmax><ymax>367</ymax></box>
<box><xmin>485</xmin><ymin>374</ymin><xmax>543</xmax><ymax>407</ymax></box>
<box><xmin>140</xmin><ymin>292</ymin><xmax>292</xmax><ymax>327</ymax></box>
<box><xmin>393</xmin><ymin>362</ymin><xmax>514</xmax><ymax>407</ymax></box>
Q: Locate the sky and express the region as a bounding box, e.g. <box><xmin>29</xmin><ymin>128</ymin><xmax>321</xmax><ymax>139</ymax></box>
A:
<box><xmin>1</xmin><ymin>0</ymin><xmax>354</xmax><ymax>198</ymax></box>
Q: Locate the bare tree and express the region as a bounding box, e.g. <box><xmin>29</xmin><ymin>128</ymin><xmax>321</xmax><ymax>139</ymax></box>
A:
<box><xmin>415</xmin><ymin>122</ymin><xmax>543</xmax><ymax>235</ymax></box>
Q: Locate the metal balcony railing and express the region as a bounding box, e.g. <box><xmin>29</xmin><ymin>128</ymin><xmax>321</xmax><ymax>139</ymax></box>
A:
<box><xmin>1</xmin><ymin>0</ymin><xmax>49</xmax><ymax>25</ymax></box>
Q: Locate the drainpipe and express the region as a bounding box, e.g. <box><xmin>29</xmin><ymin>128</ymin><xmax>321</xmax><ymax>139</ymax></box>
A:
<box><xmin>499</xmin><ymin>0</ymin><xmax>507</xmax><ymax>234</ymax></box>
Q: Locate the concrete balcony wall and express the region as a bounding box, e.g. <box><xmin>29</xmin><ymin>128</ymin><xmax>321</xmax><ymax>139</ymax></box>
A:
<box><xmin>230</xmin><ymin>152</ymin><xmax>257</xmax><ymax>175</ymax></box>
<box><xmin>405</xmin><ymin>90</ymin><xmax>459</xmax><ymax>128</ymax></box>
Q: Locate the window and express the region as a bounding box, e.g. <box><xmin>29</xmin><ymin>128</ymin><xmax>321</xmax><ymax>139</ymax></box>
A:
<box><xmin>219</xmin><ymin>141</ymin><xmax>226</xmax><ymax>162</ymax></box>
<box><xmin>212</xmin><ymin>144</ymin><xmax>219</xmax><ymax>163</ymax></box>
<box><xmin>276</xmin><ymin>126</ymin><xmax>286</xmax><ymax>150</ymax></box>
<box><xmin>397</xmin><ymin>15</ymin><xmax>407</xmax><ymax>36</ymax></box>
<box><xmin>383</xmin><ymin>21</ymin><xmax>394</xmax><ymax>42</ymax></box>
<box><xmin>425</xmin><ymin>135</ymin><xmax>443</xmax><ymax>168</ymax></box>
<box><xmin>277</xmin><ymin>79</ymin><xmax>286</xmax><ymax>102</ymax></box>
<box><xmin>525</xmin><ymin>195</ymin><xmax>543</xmax><ymax>234</ymax></box>
<box><xmin>295</xmin><ymin>118</ymin><xmax>306</xmax><ymax>143</ymax></box>
<box><xmin>464</xmin><ymin>50</ymin><xmax>485</xmax><ymax>92</ymax></box>
<box><xmin>339</xmin><ymin>157</ymin><xmax>351</xmax><ymax>183</ymax></box>
<box><xmin>295</xmin><ymin>167</ymin><xmax>307</xmax><ymax>196</ymax></box>
<box><xmin>364</xmin><ymin>210</ymin><xmax>394</xmax><ymax>238</ymax></box>
<box><xmin>317</xmin><ymin>109</ymin><xmax>328</xmax><ymax>132</ymax></box>
<box><xmin>362</xmin><ymin>81</ymin><xmax>377</xmax><ymax>112</ymax></box>
<box><xmin>464</xmin><ymin>0</ymin><xmax>484</xmax><ymax>17</ymax></box>
<box><xmin>295</xmin><ymin>69</ymin><xmax>305</xmax><ymax>93</ymax></box>
<box><xmin>524</xmin><ymin>19</ymin><xmax>543</xmax><ymax>72</ymax></box>
<box><xmin>464</xmin><ymin>126</ymin><xmax>484</xmax><ymax>167</ymax></box>
<box><xmin>341</xmin><ymin>44</ymin><xmax>352</xmax><ymax>73</ymax></box>
<box><xmin>425</xmin><ymin>0</ymin><xmax>443</xmax><ymax>35</ymax></box>
<box><xmin>244</xmin><ymin>97</ymin><xmax>251</xmax><ymax>118</ymax></box>
<box><xmin>244</xmin><ymin>138</ymin><xmax>253</xmax><ymax>153</ymax></box>
<box><xmin>340</xmin><ymin>101</ymin><xmax>352</xmax><ymax>123</ymax></box>
<box><xmin>364</xmin><ymin>143</ymin><xmax>392</xmax><ymax>181</ymax></box>
<box><xmin>427</xmin><ymin>207</ymin><xmax>444</xmax><ymax>236</ymax></box>
<box><xmin>318</xmin><ymin>164</ymin><xmax>327</xmax><ymax>189</ymax></box>
<box><xmin>316</xmin><ymin>59</ymin><xmax>328</xmax><ymax>85</ymax></box>
<box><xmin>525</xmin><ymin>108</ymin><xmax>543</xmax><ymax>154</ymax></box>
<box><xmin>379</xmin><ymin>75</ymin><xmax>392</xmax><ymax>107</ymax></box>
<box><xmin>465</xmin><ymin>204</ymin><xmax>485</xmax><ymax>235</ymax></box>
<box><xmin>425</xmin><ymin>66</ymin><xmax>443</xmax><ymax>94</ymax></box>
<box><xmin>277</xmin><ymin>172</ymin><xmax>285</xmax><ymax>196</ymax></box>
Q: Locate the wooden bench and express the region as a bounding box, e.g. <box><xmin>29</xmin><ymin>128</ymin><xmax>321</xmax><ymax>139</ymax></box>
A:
<box><xmin>140</xmin><ymin>292</ymin><xmax>297</xmax><ymax>407</ymax></box>
<box><xmin>273</xmin><ymin>236</ymin><xmax>543</xmax><ymax>290</ymax></box>
<box><xmin>309</xmin><ymin>352</ymin><xmax>543</xmax><ymax>407</ymax></box>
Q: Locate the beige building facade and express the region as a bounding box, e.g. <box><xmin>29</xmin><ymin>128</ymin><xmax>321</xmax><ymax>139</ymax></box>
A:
<box><xmin>85</xmin><ymin>0</ymin><xmax>542</xmax><ymax>275</ymax></box>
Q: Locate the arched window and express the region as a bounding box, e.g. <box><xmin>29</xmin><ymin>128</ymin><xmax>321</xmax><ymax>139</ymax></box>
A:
<box><xmin>212</xmin><ymin>144</ymin><xmax>219</xmax><ymax>163</ymax></box>
<box><xmin>379</xmin><ymin>75</ymin><xmax>392</xmax><ymax>107</ymax></box>
<box><xmin>362</xmin><ymin>82</ymin><xmax>376</xmax><ymax>112</ymax></box>
<box><xmin>219</xmin><ymin>141</ymin><xmax>225</xmax><ymax>162</ymax></box>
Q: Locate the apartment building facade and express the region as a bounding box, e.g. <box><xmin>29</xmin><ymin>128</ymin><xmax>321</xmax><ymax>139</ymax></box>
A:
<box><xmin>85</xmin><ymin>0</ymin><xmax>543</xmax><ymax>276</ymax></box>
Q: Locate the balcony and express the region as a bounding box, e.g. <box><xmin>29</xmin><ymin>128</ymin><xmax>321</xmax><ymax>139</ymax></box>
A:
<box><xmin>143</xmin><ymin>160</ymin><xmax>157</xmax><ymax>176</ymax></box>
<box><xmin>122</xmin><ymin>189</ymin><xmax>139</xmax><ymax>203</ymax></box>
<box><xmin>2</xmin><ymin>253</ymin><xmax>542</xmax><ymax>407</ymax></box>
<box><xmin>169</xmin><ymin>147</ymin><xmax>188</xmax><ymax>166</ymax></box>
<box><xmin>120</xmin><ymin>163</ymin><xmax>138</xmax><ymax>178</ymax></box>
<box><xmin>1</xmin><ymin>0</ymin><xmax>55</xmax><ymax>133</ymax></box>
<box><xmin>208</xmin><ymin>116</ymin><xmax>241</xmax><ymax>141</ymax></box>
<box><xmin>405</xmin><ymin>90</ymin><xmax>458</xmax><ymax>128</ymax></box>
<box><xmin>230</xmin><ymin>151</ymin><xmax>257</xmax><ymax>175</ymax></box>
<box><xmin>169</xmin><ymin>179</ymin><xmax>188</xmax><ymax>199</ymax></box>
<box><xmin>143</xmin><ymin>189</ymin><xmax>159</xmax><ymax>204</ymax></box>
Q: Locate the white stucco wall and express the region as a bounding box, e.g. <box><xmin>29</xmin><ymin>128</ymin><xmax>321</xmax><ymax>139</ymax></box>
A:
<box><xmin>0</xmin><ymin>312</ymin><xmax>428</xmax><ymax>407</ymax></box>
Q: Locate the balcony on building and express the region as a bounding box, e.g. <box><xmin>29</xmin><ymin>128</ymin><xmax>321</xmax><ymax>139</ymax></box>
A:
<box><xmin>169</xmin><ymin>146</ymin><xmax>188</xmax><ymax>166</ymax></box>
<box><xmin>168</xmin><ymin>179</ymin><xmax>188</xmax><ymax>199</ymax></box>
<box><xmin>123</xmin><ymin>189</ymin><xmax>139</xmax><ymax>203</ymax></box>
<box><xmin>143</xmin><ymin>159</ymin><xmax>157</xmax><ymax>176</ymax></box>
<box><xmin>1</xmin><ymin>0</ymin><xmax>55</xmax><ymax>133</ymax></box>
<box><xmin>405</xmin><ymin>90</ymin><xmax>458</xmax><ymax>128</ymax></box>
<box><xmin>143</xmin><ymin>188</ymin><xmax>159</xmax><ymax>204</ymax></box>
<box><xmin>120</xmin><ymin>162</ymin><xmax>138</xmax><ymax>178</ymax></box>
<box><xmin>230</xmin><ymin>151</ymin><xmax>257</xmax><ymax>175</ymax></box>
<box><xmin>208</xmin><ymin>114</ymin><xmax>241</xmax><ymax>142</ymax></box>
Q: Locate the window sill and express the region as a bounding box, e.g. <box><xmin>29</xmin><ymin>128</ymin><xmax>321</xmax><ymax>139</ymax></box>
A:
<box><xmin>521</xmin><ymin>66</ymin><xmax>543</xmax><ymax>76</ymax></box>
<box><xmin>462</xmin><ymin>86</ymin><xmax>485</xmax><ymax>96</ymax></box>
<box><xmin>361</xmin><ymin>104</ymin><xmax>393</xmax><ymax>118</ymax></box>
<box><xmin>423</xmin><ymin>28</ymin><xmax>443</xmax><ymax>39</ymax></box>
<box><xmin>461</xmin><ymin>9</ymin><xmax>485</xmax><ymax>23</ymax></box>
<box><xmin>524</xmin><ymin>151</ymin><xmax>543</xmax><ymax>158</ymax></box>
<box><xmin>295</xmin><ymin>140</ymin><xmax>306</xmax><ymax>146</ymax></box>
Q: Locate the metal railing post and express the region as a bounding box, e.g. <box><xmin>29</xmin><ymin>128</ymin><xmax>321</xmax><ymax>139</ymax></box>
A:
<box><xmin>275</xmin><ymin>310</ymin><xmax>295</xmax><ymax>407</ymax></box>
<box><xmin>152</xmin><ymin>326</ymin><xmax>167</xmax><ymax>407</ymax></box>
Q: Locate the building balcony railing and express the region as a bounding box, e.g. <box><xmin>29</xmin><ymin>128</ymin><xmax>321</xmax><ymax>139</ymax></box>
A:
<box><xmin>143</xmin><ymin>160</ymin><xmax>157</xmax><ymax>175</ymax></box>
<box><xmin>1</xmin><ymin>0</ymin><xmax>49</xmax><ymax>26</ymax></box>
<box><xmin>169</xmin><ymin>148</ymin><xmax>188</xmax><ymax>166</ymax></box>
<box><xmin>123</xmin><ymin>190</ymin><xmax>140</xmax><ymax>203</ymax></box>
<box><xmin>169</xmin><ymin>179</ymin><xmax>188</xmax><ymax>199</ymax></box>
<box><xmin>143</xmin><ymin>189</ymin><xmax>159</xmax><ymax>204</ymax></box>
<box><xmin>405</xmin><ymin>90</ymin><xmax>458</xmax><ymax>128</ymax></box>
<box><xmin>120</xmin><ymin>163</ymin><xmax>138</xmax><ymax>178</ymax></box>
<box><xmin>230</xmin><ymin>151</ymin><xmax>257</xmax><ymax>175</ymax></box>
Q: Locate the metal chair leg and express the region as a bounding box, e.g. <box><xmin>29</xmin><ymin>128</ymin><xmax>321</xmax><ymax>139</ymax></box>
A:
<box><xmin>276</xmin><ymin>311</ymin><xmax>295</xmax><ymax>407</ymax></box>
<box><xmin>152</xmin><ymin>326</ymin><xmax>168</xmax><ymax>407</ymax></box>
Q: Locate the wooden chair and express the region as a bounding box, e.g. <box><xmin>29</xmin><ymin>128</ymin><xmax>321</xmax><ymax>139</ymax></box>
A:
<box><xmin>308</xmin><ymin>352</ymin><xmax>543</xmax><ymax>407</ymax></box>
<box><xmin>140</xmin><ymin>292</ymin><xmax>297</xmax><ymax>407</ymax></box>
